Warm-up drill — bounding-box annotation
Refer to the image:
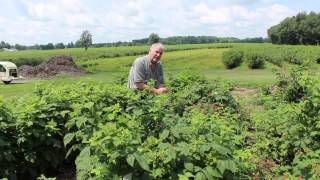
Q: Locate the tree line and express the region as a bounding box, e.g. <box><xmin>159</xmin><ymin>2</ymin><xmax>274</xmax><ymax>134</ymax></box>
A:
<box><xmin>0</xmin><ymin>30</ymin><xmax>93</xmax><ymax>51</ymax></box>
<box><xmin>134</xmin><ymin>34</ymin><xmax>269</xmax><ymax>45</ymax></box>
<box><xmin>92</xmin><ymin>35</ymin><xmax>269</xmax><ymax>48</ymax></box>
<box><xmin>268</xmin><ymin>11</ymin><xmax>320</xmax><ymax>45</ymax></box>
<box><xmin>1</xmin><ymin>33</ymin><xmax>268</xmax><ymax>51</ymax></box>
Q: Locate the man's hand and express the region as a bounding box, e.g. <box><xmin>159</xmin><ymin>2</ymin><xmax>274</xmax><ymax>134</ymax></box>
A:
<box><xmin>135</xmin><ymin>82</ymin><xmax>168</xmax><ymax>94</ymax></box>
<box><xmin>153</xmin><ymin>87</ymin><xmax>168</xmax><ymax>94</ymax></box>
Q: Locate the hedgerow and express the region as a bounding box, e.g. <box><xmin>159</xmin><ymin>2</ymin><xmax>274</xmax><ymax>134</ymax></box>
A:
<box><xmin>0</xmin><ymin>73</ymin><xmax>255</xmax><ymax>180</ymax></box>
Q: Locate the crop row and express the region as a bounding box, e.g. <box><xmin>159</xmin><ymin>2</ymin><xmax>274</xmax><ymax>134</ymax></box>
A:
<box><xmin>0</xmin><ymin>73</ymin><xmax>253</xmax><ymax>180</ymax></box>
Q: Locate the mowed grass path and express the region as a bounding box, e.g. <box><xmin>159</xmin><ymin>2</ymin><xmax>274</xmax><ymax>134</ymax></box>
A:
<box><xmin>0</xmin><ymin>48</ymin><xmax>277</xmax><ymax>99</ymax></box>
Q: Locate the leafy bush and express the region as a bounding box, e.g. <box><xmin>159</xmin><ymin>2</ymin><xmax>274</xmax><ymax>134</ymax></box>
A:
<box><xmin>275</xmin><ymin>66</ymin><xmax>310</xmax><ymax>102</ymax></box>
<box><xmin>254</xmin><ymin>70</ymin><xmax>320</xmax><ymax>179</ymax></box>
<box><xmin>246</xmin><ymin>52</ymin><xmax>265</xmax><ymax>69</ymax></box>
<box><xmin>222</xmin><ymin>49</ymin><xmax>244</xmax><ymax>69</ymax></box>
<box><xmin>0</xmin><ymin>73</ymin><xmax>254</xmax><ymax>179</ymax></box>
<box><xmin>0</xmin><ymin>98</ymin><xmax>17</xmax><ymax>179</ymax></box>
<box><xmin>73</xmin><ymin>74</ymin><xmax>252</xmax><ymax>180</ymax></box>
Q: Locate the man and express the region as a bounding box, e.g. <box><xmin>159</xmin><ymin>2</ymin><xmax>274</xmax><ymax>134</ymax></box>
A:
<box><xmin>128</xmin><ymin>43</ymin><xmax>168</xmax><ymax>94</ymax></box>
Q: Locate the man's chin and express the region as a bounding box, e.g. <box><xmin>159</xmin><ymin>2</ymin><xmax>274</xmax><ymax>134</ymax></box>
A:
<box><xmin>151</xmin><ymin>59</ymin><xmax>160</xmax><ymax>64</ymax></box>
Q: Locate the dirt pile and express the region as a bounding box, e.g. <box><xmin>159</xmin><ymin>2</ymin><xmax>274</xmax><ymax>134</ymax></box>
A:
<box><xmin>18</xmin><ymin>55</ymin><xmax>84</xmax><ymax>78</ymax></box>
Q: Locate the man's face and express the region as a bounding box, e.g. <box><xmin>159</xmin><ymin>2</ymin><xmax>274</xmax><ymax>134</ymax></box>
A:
<box><xmin>149</xmin><ymin>46</ymin><xmax>163</xmax><ymax>64</ymax></box>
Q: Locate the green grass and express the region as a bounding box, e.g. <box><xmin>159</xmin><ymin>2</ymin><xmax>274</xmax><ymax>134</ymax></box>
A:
<box><xmin>0</xmin><ymin>43</ymin><xmax>232</xmax><ymax>64</ymax></box>
<box><xmin>0</xmin><ymin>47</ymin><xmax>280</xmax><ymax>99</ymax></box>
<box><xmin>4</xmin><ymin>43</ymin><xmax>319</xmax><ymax>99</ymax></box>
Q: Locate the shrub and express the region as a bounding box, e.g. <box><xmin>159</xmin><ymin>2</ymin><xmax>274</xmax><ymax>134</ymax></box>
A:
<box><xmin>222</xmin><ymin>49</ymin><xmax>244</xmax><ymax>69</ymax></box>
<box><xmin>254</xmin><ymin>72</ymin><xmax>320</xmax><ymax>178</ymax></box>
<box><xmin>246</xmin><ymin>52</ymin><xmax>265</xmax><ymax>69</ymax></box>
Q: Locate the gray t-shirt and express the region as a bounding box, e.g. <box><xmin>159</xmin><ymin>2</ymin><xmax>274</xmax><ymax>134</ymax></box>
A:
<box><xmin>127</xmin><ymin>55</ymin><xmax>164</xmax><ymax>89</ymax></box>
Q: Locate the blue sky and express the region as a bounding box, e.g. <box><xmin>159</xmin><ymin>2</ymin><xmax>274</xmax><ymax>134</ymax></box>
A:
<box><xmin>0</xmin><ymin>0</ymin><xmax>319</xmax><ymax>45</ymax></box>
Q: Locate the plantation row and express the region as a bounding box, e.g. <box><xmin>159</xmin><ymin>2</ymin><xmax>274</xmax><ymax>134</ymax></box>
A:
<box><xmin>0</xmin><ymin>44</ymin><xmax>231</xmax><ymax>67</ymax></box>
<box><xmin>1</xmin><ymin>65</ymin><xmax>319</xmax><ymax>179</ymax></box>
<box><xmin>0</xmin><ymin>74</ymin><xmax>253</xmax><ymax>179</ymax></box>
<box><xmin>252</xmin><ymin>66</ymin><xmax>320</xmax><ymax>179</ymax></box>
<box><xmin>222</xmin><ymin>44</ymin><xmax>320</xmax><ymax>69</ymax></box>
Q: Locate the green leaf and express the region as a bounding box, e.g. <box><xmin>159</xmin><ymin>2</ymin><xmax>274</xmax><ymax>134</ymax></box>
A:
<box><xmin>27</xmin><ymin>121</ymin><xmax>33</xmax><ymax>126</ymax></box>
<box><xmin>184</xmin><ymin>172</ymin><xmax>194</xmax><ymax>178</ymax></box>
<box><xmin>63</xmin><ymin>133</ymin><xmax>75</xmax><ymax>146</ymax></box>
<box><xmin>152</xmin><ymin>168</ymin><xmax>163</xmax><ymax>177</ymax></box>
<box><xmin>210</xmin><ymin>143</ymin><xmax>231</xmax><ymax>155</ymax></box>
<box><xmin>217</xmin><ymin>160</ymin><xmax>226</xmax><ymax>174</ymax></box>
<box><xmin>60</xmin><ymin>110</ymin><xmax>70</xmax><ymax>118</ymax></box>
<box><xmin>159</xmin><ymin>130</ymin><xmax>170</xmax><ymax>140</ymax></box>
<box><xmin>75</xmin><ymin>147</ymin><xmax>91</xmax><ymax>169</ymax></box>
<box><xmin>184</xmin><ymin>163</ymin><xmax>194</xmax><ymax>172</ymax></box>
<box><xmin>126</xmin><ymin>154</ymin><xmax>135</xmax><ymax>167</ymax></box>
<box><xmin>75</xmin><ymin>117</ymin><xmax>88</xmax><ymax>128</ymax></box>
<box><xmin>178</xmin><ymin>175</ymin><xmax>190</xmax><ymax>180</ymax></box>
<box><xmin>65</xmin><ymin>144</ymin><xmax>79</xmax><ymax>158</ymax></box>
<box><xmin>195</xmin><ymin>172</ymin><xmax>206</xmax><ymax>180</ymax></box>
<box><xmin>205</xmin><ymin>166</ymin><xmax>222</xmax><ymax>178</ymax></box>
<box><xmin>168</xmin><ymin>145</ymin><xmax>176</xmax><ymax>162</ymax></box>
<box><xmin>110</xmin><ymin>151</ymin><xmax>120</xmax><ymax>160</ymax></box>
<box><xmin>217</xmin><ymin>159</ymin><xmax>237</xmax><ymax>174</ymax></box>
<box><xmin>84</xmin><ymin>102</ymin><xmax>94</xmax><ymax>110</ymax></box>
<box><xmin>226</xmin><ymin>160</ymin><xmax>237</xmax><ymax>173</ymax></box>
<box><xmin>135</xmin><ymin>154</ymin><xmax>150</xmax><ymax>171</ymax></box>
<box><xmin>194</xmin><ymin>166</ymin><xmax>203</xmax><ymax>173</ymax></box>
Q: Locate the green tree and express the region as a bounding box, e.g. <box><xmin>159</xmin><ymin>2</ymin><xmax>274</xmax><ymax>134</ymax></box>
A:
<box><xmin>268</xmin><ymin>12</ymin><xmax>320</xmax><ymax>45</ymax></box>
<box><xmin>40</xmin><ymin>43</ymin><xmax>54</xmax><ymax>50</ymax></box>
<box><xmin>55</xmin><ymin>42</ymin><xmax>65</xmax><ymax>49</ymax></box>
<box><xmin>148</xmin><ymin>33</ymin><xmax>160</xmax><ymax>44</ymax></box>
<box><xmin>0</xmin><ymin>41</ymin><xmax>11</xmax><ymax>49</ymax></box>
<box><xmin>78</xmin><ymin>30</ymin><xmax>93</xmax><ymax>51</ymax></box>
<box><xmin>14</xmin><ymin>44</ymin><xmax>27</xmax><ymax>50</ymax></box>
<box><xmin>66</xmin><ymin>42</ymin><xmax>74</xmax><ymax>48</ymax></box>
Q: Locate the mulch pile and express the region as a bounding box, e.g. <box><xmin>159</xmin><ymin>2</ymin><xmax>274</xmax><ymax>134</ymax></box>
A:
<box><xmin>18</xmin><ymin>55</ymin><xmax>84</xmax><ymax>78</ymax></box>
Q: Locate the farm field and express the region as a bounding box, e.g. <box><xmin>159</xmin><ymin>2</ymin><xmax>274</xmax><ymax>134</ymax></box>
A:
<box><xmin>1</xmin><ymin>43</ymin><xmax>320</xmax><ymax>179</ymax></box>
<box><xmin>1</xmin><ymin>1</ymin><xmax>320</xmax><ymax>179</ymax></box>
<box><xmin>0</xmin><ymin>43</ymin><xmax>232</xmax><ymax>66</ymax></box>
<box><xmin>0</xmin><ymin>44</ymin><xmax>282</xmax><ymax>98</ymax></box>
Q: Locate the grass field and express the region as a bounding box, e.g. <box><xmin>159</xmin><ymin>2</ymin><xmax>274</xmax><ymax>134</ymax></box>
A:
<box><xmin>0</xmin><ymin>43</ymin><xmax>232</xmax><ymax>65</ymax></box>
<box><xmin>0</xmin><ymin>46</ymin><xmax>282</xmax><ymax>99</ymax></box>
<box><xmin>1</xmin><ymin>43</ymin><xmax>320</xmax><ymax>179</ymax></box>
<box><xmin>2</xmin><ymin>43</ymin><xmax>320</xmax><ymax>99</ymax></box>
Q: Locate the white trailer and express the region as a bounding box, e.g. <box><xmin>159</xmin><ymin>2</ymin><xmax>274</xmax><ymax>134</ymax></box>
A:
<box><xmin>0</xmin><ymin>61</ymin><xmax>23</xmax><ymax>84</ymax></box>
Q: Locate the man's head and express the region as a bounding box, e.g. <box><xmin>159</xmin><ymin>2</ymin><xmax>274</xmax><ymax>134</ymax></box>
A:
<box><xmin>148</xmin><ymin>43</ymin><xmax>164</xmax><ymax>64</ymax></box>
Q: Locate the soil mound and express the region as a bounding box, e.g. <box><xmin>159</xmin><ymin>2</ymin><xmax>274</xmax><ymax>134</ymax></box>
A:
<box><xmin>18</xmin><ymin>55</ymin><xmax>84</xmax><ymax>78</ymax></box>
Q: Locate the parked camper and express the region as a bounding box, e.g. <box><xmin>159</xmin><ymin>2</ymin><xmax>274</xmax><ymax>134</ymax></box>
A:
<box><xmin>0</xmin><ymin>61</ymin><xmax>23</xmax><ymax>84</ymax></box>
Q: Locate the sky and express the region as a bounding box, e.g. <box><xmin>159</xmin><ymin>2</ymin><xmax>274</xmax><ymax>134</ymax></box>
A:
<box><xmin>0</xmin><ymin>0</ymin><xmax>319</xmax><ymax>45</ymax></box>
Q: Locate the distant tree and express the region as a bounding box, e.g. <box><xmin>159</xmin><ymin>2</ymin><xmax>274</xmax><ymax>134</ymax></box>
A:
<box><xmin>132</xmin><ymin>38</ymin><xmax>148</xmax><ymax>44</ymax></box>
<box><xmin>148</xmin><ymin>33</ymin><xmax>160</xmax><ymax>44</ymax></box>
<box><xmin>40</xmin><ymin>43</ymin><xmax>54</xmax><ymax>50</ymax></box>
<box><xmin>240</xmin><ymin>37</ymin><xmax>264</xmax><ymax>43</ymax></box>
<box><xmin>0</xmin><ymin>41</ymin><xmax>11</xmax><ymax>49</ymax></box>
<box><xmin>47</xmin><ymin>43</ymin><xmax>54</xmax><ymax>49</ymax></box>
<box><xmin>66</xmin><ymin>42</ymin><xmax>74</xmax><ymax>48</ymax></box>
<box><xmin>268</xmin><ymin>11</ymin><xmax>320</xmax><ymax>45</ymax></box>
<box><xmin>33</xmin><ymin>44</ymin><xmax>40</xmax><ymax>50</ymax></box>
<box><xmin>78</xmin><ymin>30</ymin><xmax>93</xmax><ymax>51</ymax></box>
<box><xmin>14</xmin><ymin>44</ymin><xmax>27</xmax><ymax>50</ymax></box>
<box><xmin>75</xmin><ymin>40</ymin><xmax>83</xmax><ymax>48</ymax></box>
<box><xmin>55</xmin><ymin>42</ymin><xmax>65</xmax><ymax>49</ymax></box>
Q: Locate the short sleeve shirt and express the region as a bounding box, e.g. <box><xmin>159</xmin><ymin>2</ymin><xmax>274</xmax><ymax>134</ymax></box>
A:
<box><xmin>127</xmin><ymin>55</ymin><xmax>164</xmax><ymax>89</ymax></box>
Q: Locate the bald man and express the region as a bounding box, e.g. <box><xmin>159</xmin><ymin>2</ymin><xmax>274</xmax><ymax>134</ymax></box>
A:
<box><xmin>128</xmin><ymin>43</ymin><xmax>168</xmax><ymax>94</ymax></box>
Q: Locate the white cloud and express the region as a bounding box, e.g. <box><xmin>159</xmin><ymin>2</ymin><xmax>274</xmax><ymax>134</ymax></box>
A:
<box><xmin>0</xmin><ymin>0</ymin><xmax>313</xmax><ymax>45</ymax></box>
